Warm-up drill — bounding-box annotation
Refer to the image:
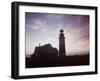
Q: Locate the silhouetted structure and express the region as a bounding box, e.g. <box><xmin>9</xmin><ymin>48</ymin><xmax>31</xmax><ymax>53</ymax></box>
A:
<box><xmin>59</xmin><ymin>28</ymin><xmax>66</xmax><ymax>56</ymax></box>
<box><xmin>31</xmin><ymin>43</ymin><xmax>58</xmax><ymax>61</ymax></box>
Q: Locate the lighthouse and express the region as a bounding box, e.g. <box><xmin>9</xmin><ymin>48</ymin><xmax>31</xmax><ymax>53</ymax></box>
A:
<box><xmin>59</xmin><ymin>28</ymin><xmax>66</xmax><ymax>56</ymax></box>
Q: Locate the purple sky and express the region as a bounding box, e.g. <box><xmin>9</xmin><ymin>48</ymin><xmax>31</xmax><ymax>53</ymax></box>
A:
<box><xmin>25</xmin><ymin>12</ymin><xmax>89</xmax><ymax>56</ymax></box>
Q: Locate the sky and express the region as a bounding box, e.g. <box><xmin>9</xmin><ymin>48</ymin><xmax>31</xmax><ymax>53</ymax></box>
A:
<box><xmin>25</xmin><ymin>12</ymin><xmax>89</xmax><ymax>57</ymax></box>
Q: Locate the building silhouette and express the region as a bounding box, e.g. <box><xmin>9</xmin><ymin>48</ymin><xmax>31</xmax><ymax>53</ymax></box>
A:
<box><xmin>59</xmin><ymin>28</ymin><xmax>66</xmax><ymax>56</ymax></box>
<box><xmin>31</xmin><ymin>43</ymin><xmax>58</xmax><ymax>61</ymax></box>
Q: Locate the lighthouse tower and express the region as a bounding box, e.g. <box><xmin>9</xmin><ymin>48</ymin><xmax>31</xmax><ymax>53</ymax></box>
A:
<box><xmin>59</xmin><ymin>28</ymin><xmax>66</xmax><ymax>56</ymax></box>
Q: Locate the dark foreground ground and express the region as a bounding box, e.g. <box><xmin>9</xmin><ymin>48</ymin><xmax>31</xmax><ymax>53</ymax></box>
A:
<box><xmin>26</xmin><ymin>54</ymin><xmax>89</xmax><ymax>68</ymax></box>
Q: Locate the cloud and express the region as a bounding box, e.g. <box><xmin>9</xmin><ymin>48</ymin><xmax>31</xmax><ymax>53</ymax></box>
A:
<box><xmin>27</xmin><ymin>18</ymin><xmax>49</xmax><ymax>32</ymax></box>
<box><xmin>45</xmin><ymin>14</ymin><xmax>65</xmax><ymax>20</ymax></box>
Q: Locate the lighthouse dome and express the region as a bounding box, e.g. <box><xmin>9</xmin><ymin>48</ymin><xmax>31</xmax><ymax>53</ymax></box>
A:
<box><xmin>60</xmin><ymin>28</ymin><xmax>64</xmax><ymax>32</ymax></box>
